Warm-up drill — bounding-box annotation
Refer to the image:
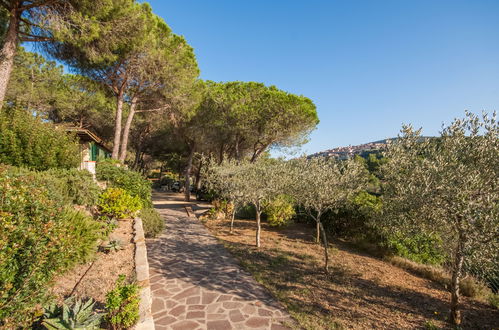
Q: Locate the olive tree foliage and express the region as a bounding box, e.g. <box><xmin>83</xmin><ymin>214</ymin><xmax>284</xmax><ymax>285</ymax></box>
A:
<box><xmin>204</xmin><ymin>159</ymin><xmax>247</xmax><ymax>233</ymax></box>
<box><xmin>381</xmin><ymin>111</ymin><xmax>499</xmax><ymax>325</ymax></box>
<box><xmin>288</xmin><ymin>157</ymin><xmax>367</xmax><ymax>273</ymax></box>
<box><xmin>207</xmin><ymin>159</ymin><xmax>291</xmax><ymax>247</ymax></box>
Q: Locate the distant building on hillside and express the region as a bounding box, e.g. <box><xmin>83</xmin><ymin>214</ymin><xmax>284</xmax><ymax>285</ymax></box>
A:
<box><xmin>66</xmin><ymin>127</ymin><xmax>111</xmax><ymax>176</ymax></box>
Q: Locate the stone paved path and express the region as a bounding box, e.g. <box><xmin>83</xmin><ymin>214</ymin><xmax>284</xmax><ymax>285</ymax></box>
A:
<box><xmin>147</xmin><ymin>192</ymin><xmax>294</xmax><ymax>330</ymax></box>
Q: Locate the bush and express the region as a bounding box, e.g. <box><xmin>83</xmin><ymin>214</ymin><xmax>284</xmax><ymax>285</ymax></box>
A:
<box><xmin>264</xmin><ymin>194</ymin><xmax>295</xmax><ymax>227</ymax></box>
<box><xmin>98</xmin><ymin>188</ymin><xmax>141</xmax><ymax>219</ymax></box>
<box><xmin>0</xmin><ymin>169</ymin><xmax>102</xmax><ymax>327</ymax></box>
<box><xmin>2</xmin><ymin>166</ymin><xmax>101</xmax><ymax>207</ymax></box>
<box><xmin>105</xmin><ymin>275</ymin><xmax>140</xmax><ymax>330</ymax></box>
<box><xmin>140</xmin><ymin>208</ymin><xmax>164</xmax><ymax>238</ymax></box>
<box><xmin>489</xmin><ymin>293</ymin><xmax>499</xmax><ymax>309</ymax></box>
<box><xmin>0</xmin><ymin>106</ymin><xmax>79</xmax><ymax>170</ymax></box>
<box><xmin>96</xmin><ymin>161</ymin><xmax>152</xmax><ymax>207</ymax></box>
<box><xmin>385</xmin><ymin>232</ymin><xmax>446</xmax><ymax>265</ymax></box>
<box><xmin>47</xmin><ymin>168</ymin><xmax>101</xmax><ymax>206</ymax></box>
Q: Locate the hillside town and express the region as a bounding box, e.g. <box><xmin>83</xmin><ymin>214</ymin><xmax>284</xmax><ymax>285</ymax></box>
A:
<box><xmin>309</xmin><ymin>140</ymin><xmax>391</xmax><ymax>159</ymax></box>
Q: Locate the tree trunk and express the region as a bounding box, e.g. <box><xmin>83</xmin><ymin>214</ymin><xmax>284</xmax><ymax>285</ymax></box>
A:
<box><xmin>119</xmin><ymin>97</ymin><xmax>137</xmax><ymax>162</ymax></box>
<box><xmin>230</xmin><ymin>207</ymin><xmax>236</xmax><ymax>234</ymax></box>
<box><xmin>318</xmin><ymin>220</ymin><xmax>330</xmax><ymax>274</ymax></box>
<box><xmin>316</xmin><ymin>221</ymin><xmax>320</xmax><ymax>243</ymax></box>
<box><xmin>255</xmin><ymin>208</ymin><xmax>261</xmax><ymax>248</ymax></box>
<box><xmin>112</xmin><ymin>93</ymin><xmax>125</xmax><ymax>159</ymax></box>
<box><xmin>450</xmin><ymin>235</ymin><xmax>465</xmax><ymax>325</ymax></box>
<box><xmin>194</xmin><ymin>158</ymin><xmax>203</xmax><ymax>191</ymax></box>
<box><xmin>0</xmin><ymin>6</ymin><xmax>20</xmax><ymax>111</ymax></box>
<box><xmin>184</xmin><ymin>144</ymin><xmax>195</xmax><ymax>201</ymax></box>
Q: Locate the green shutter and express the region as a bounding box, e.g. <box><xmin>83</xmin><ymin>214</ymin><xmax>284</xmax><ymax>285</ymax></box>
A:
<box><xmin>90</xmin><ymin>142</ymin><xmax>98</xmax><ymax>161</ymax></box>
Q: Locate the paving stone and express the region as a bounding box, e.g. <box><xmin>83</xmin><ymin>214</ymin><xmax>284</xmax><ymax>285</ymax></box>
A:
<box><xmin>156</xmin><ymin>315</ymin><xmax>177</xmax><ymax>326</ymax></box>
<box><xmin>187</xmin><ymin>304</ymin><xmax>206</xmax><ymax>311</ymax></box>
<box><xmin>170</xmin><ymin>320</ymin><xmax>199</xmax><ymax>330</ymax></box>
<box><xmin>206</xmin><ymin>320</ymin><xmax>232</xmax><ymax>330</ymax></box>
<box><xmin>185</xmin><ymin>311</ymin><xmax>205</xmax><ymax>319</ymax></box>
<box><xmin>229</xmin><ymin>310</ymin><xmax>246</xmax><ymax>322</ymax></box>
<box><xmin>258</xmin><ymin>308</ymin><xmax>273</xmax><ymax>317</ymax></box>
<box><xmin>185</xmin><ymin>296</ymin><xmax>200</xmax><ymax>305</ymax></box>
<box><xmin>245</xmin><ymin>317</ymin><xmax>271</xmax><ymax>328</ymax></box>
<box><xmin>169</xmin><ymin>305</ymin><xmax>186</xmax><ymax>317</ymax></box>
<box><xmin>201</xmin><ymin>291</ymin><xmax>219</xmax><ymax>304</ymax></box>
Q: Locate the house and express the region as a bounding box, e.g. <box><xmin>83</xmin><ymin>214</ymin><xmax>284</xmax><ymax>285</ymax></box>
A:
<box><xmin>66</xmin><ymin>127</ymin><xmax>112</xmax><ymax>176</ymax></box>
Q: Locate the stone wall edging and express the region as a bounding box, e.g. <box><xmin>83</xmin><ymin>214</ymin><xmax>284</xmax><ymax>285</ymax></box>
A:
<box><xmin>133</xmin><ymin>217</ymin><xmax>155</xmax><ymax>330</ymax></box>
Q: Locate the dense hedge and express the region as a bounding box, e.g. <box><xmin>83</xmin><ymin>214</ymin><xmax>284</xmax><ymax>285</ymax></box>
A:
<box><xmin>3</xmin><ymin>166</ymin><xmax>101</xmax><ymax>207</ymax></box>
<box><xmin>0</xmin><ymin>107</ymin><xmax>79</xmax><ymax>170</ymax></box>
<box><xmin>0</xmin><ymin>167</ymin><xmax>103</xmax><ymax>327</ymax></box>
<box><xmin>96</xmin><ymin>161</ymin><xmax>152</xmax><ymax>207</ymax></box>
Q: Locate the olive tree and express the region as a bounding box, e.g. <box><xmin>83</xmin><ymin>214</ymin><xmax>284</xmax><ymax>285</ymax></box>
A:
<box><xmin>207</xmin><ymin>159</ymin><xmax>289</xmax><ymax>247</ymax></box>
<box><xmin>204</xmin><ymin>159</ymin><xmax>246</xmax><ymax>233</ymax></box>
<box><xmin>289</xmin><ymin>157</ymin><xmax>366</xmax><ymax>273</ymax></box>
<box><xmin>381</xmin><ymin>111</ymin><xmax>499</xmax><ymax>325</ymax></box>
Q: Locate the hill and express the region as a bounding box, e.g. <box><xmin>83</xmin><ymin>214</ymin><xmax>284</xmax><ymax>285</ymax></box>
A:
<box><xmin>309</xmin><ymin>137</ymin><xmax>432</xmax><ymax>160</ymax></box>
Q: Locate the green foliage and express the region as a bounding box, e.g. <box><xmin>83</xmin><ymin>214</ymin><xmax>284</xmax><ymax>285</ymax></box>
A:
<box><xmin>105</xmin><ymin>275</ymin><xmax>140</xmax><ymax>330</ymax></box>
<box><xmin>264</xmin><ymin>195</ymin><xmax>296</xmax><ymax>227</ymax></box>
<box><xmin>382</xmin><ymin>112</ymin><xmax>499</xmax><ymax>324</ymax></box>
<box><xmin>96</xmin><ymin>161</ymin><xmax>152</xmax><ymax>207</ymax></box>
<box><xmin>0</xmin><ymin>107</ymin><xmax>79</xmax><ymax>170</ymax></box>
<box><xmin>3</xmin><ymin>166</ymin><xmax>101</xmax><ymax>207</ymax></box>
<box><xmin>385</xmin><ymin>232</ymin><xmax>446</xmax><ymax>265</ymax></box>
<box><xmin>140</xmin><ymin>208</ymin><xmax>165</xmax><ymax>238</ymax></box>
<box><xmin>489</xmin><ymin>293</ymin><xmax>499</xmax><ymax>309</ymax></box>
<box><xmin>102</xmin><ymin>239</ymin><xmax>124</xmax><ymax>253</ymax></box>
<box><xmin>0</xmin><ymin>168</ymin><xmax>101</xmax><ymax>327</ymax></box>
<box><xmin>98</xmin><ymin>188</ymin><xmax>141</xmax><ymax>219</ymax></box>
<box><xmin>45</xmin><ymin>168</ymin><xmax>101</xmax><ymax>206</ymax></box>
<box><xmin>42</xmin><ymin>297</ymin><xmax>103</xmax><ymax>330</ymax></box>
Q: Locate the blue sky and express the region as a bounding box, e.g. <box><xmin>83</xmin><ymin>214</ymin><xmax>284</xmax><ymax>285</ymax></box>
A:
<box><xmin>153</xmin><ymin>2</ymin><xmax>499</xmax><ymax>153</ymax></box>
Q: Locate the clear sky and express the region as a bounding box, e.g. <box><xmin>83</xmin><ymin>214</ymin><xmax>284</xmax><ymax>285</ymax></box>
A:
<box><xmin>151</xmin><ymin>1</ymin><xmax>499</xmax><ymax>153</ymax></box>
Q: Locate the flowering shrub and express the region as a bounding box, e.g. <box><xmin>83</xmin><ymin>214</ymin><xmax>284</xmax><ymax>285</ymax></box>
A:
<box><xmin>98</xmin><ymin>188</ymin><xmax>142</xmax><ymax>219</ymax></box>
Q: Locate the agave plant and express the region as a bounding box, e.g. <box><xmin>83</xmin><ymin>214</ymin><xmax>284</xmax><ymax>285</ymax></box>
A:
<box><xmin>42</xmin><ymin>297</ymin><xmax>103</xmax><ymax>330</ymax></box>
<box><xmin>102</xmin><ymin>239</ymin><xmax>123</xmax><ymax>253</ymax></box>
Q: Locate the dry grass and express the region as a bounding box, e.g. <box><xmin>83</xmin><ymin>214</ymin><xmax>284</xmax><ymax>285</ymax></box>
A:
<box><xmin>50</xmin><ymin>219</ymin><xmax>135</xmax><ymax>308</ymax></box>
<box><xmin>203</xmin><ymin>217</ymin><xmax>499</xmax><ymax>329</ymax></box>
<box><xmin>387</xmin><ymin>256</ymin><xmax>495</xmax><ymax>302</ymax></box>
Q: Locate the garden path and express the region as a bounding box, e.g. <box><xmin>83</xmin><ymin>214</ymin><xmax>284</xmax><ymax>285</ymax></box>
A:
<box><xmin>147</xmin><ymin>192</ymin><xmax>294</xmax><ymax>330</ymax></box>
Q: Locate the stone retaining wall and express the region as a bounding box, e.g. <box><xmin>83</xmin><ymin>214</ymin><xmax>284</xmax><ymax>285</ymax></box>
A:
<box><xmin>133</xmin><ymin>217</ymin><xmax>155</xmax><ymax>330</ymax></box>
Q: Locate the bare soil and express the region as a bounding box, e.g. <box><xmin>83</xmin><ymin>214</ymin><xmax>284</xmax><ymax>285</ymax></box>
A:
<box><xmin>50</xmin><ymin>219</ymin><xmax>135</xmax><ymax>307</ymax></box>
<box><xmin>203</xmin><ymin>217</ymin><xmax>499</xmax><ymax>330</ymax></box>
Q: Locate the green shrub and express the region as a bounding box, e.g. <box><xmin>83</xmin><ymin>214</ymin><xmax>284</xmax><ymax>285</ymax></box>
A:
<box><xmin>96</xmin><ymin>161</ymin><xmax>152</xmax><ymax>207</ymax></box>
<box><xmin>140</xmin><ymin>208</ymin><xmax>164</xmax><ymax>238</ymax></box>
<box><xmin>98</xmin><ymin>188</ymin><xmax>141</xmax><ymax>219</ymax></box>
<box><xmin>0</xmin><ymin>106</ymin><xmax>79</xmax><ymax>170</ymax></box>
<box><xmin>0</xmin><ymin>169</ymin><xmax>102</xmax><ymax>327</ymax></box>
<box><xmin>264</xmin><ymin>194</ymin><xmax>296</xmax><ymax>227</ymax></box>
<box><xmin>2</xmin><ymin>166</ymin><xmax>101</xmax><ymax>207</ymax></box>
<box><xmin>105</xmin><ymin>275</ymin><xmax>140</xmax><ymax>330</ymax></box>
<box><xmin>46</xmin><ymin>168</ymin><xmax>101</xmax><ymax>206</ymax></box>
<box><xmin>385</xmin><ymin>232</ymin><xmax>446</xmax><ymax>265</ymax></box>
<box><xmin>489</xmin><ymin>293</ymin><xmax>499</xmax><ymax>309</ymax></box>
<box><xmin>41</xmin><ymin>297</ymin><xmax>103</xmax><ymax>329</ymax></box>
